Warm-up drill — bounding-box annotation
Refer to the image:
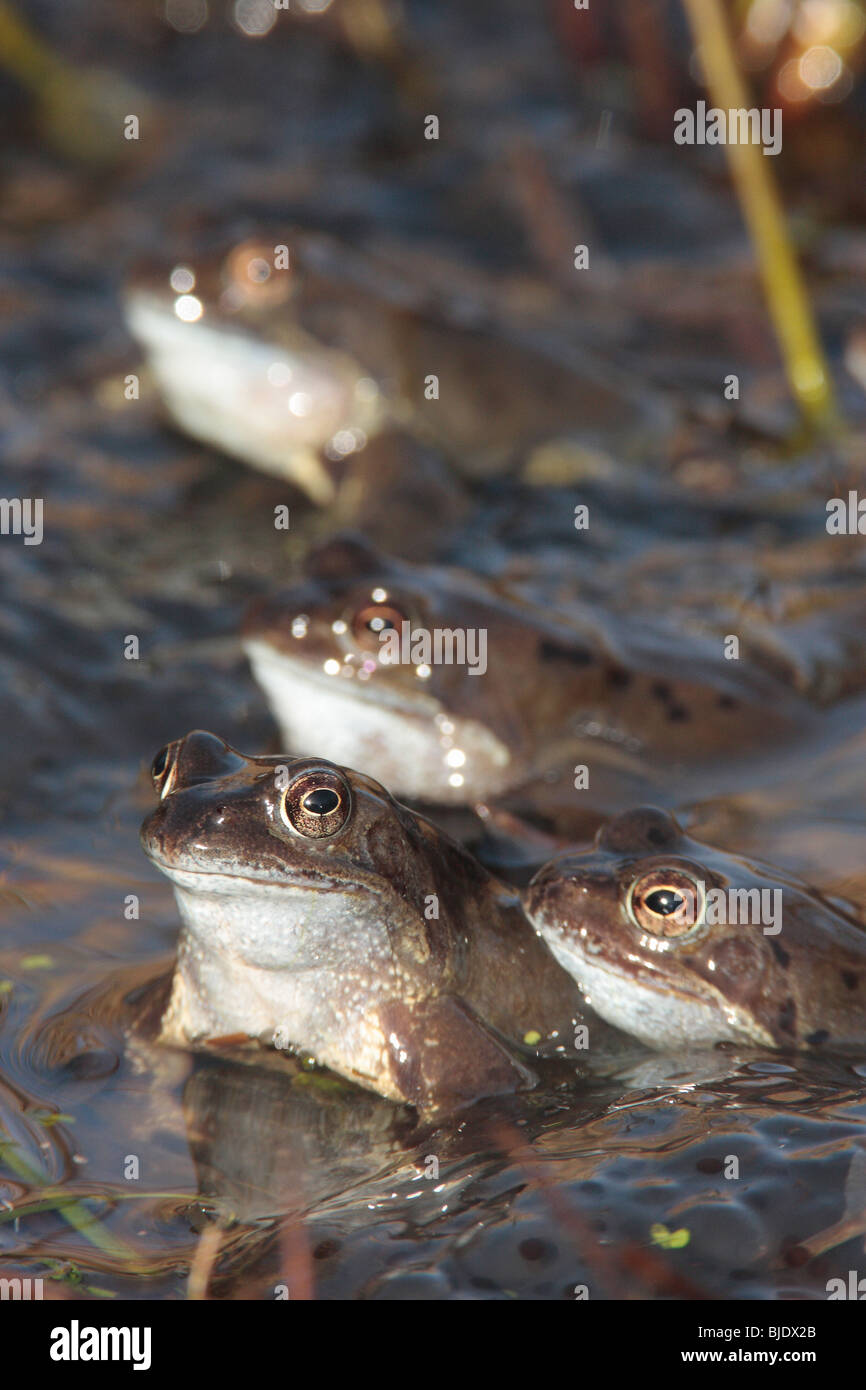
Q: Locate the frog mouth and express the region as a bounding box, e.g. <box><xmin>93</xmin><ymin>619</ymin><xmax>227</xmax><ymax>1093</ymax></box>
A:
<box><xmin>243</xmin><ymin>636</ymin><xmax>442</xmax><ymax>718</ymax></box>
<box><xmin>144</xmin><ymin>856</ymin><xmax>349</xmax><ymax>894</ymax></box>
<box><xmin>549</xmin><ymin>933</ymin><xmax>706</xmax><ymax>1002</ymax></box>
<box><xmin>544</xmin><ymin>932</ymin><xmax>774</xmax><ymax>1048</ymax></box>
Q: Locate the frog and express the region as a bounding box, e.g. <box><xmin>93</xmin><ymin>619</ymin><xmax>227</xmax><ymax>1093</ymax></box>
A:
<box><xmin>241</xmin><ymin>533</ymin><xmax>818</xmax><ymax>808</ymax></box>
<box><xmin>123</xmin><ymin>231</ymin><xmax>671</xmax><ymax>503</ymax></box>
<box><xmin>524</xmin><ymin>805</ymin><xmax>866</xmax><ymax>1051</ymax></box>
<box><xmin>139</xmin><ymin>729</ymin><xmax>616</xmax><ymax>1113</ymax></box>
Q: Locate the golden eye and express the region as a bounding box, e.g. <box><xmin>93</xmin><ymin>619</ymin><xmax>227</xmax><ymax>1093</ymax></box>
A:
<box><xmin>280</xmin><ymin>769</ymin><xmax>351</xmax><ymax>838</ymax></box>
<box><xmin>627</xmin><ymin>868</ymin><xmax>704</xmax><ymax>937</ymax></box>
<box><xmin>223</xmin><ymin>240</ymin><xmax>295</xmax><ymax>307</ymax></box>
<box><xmin>351</xmin><ymin>602</ymin><xmax>407</xmax><ymax>651</ymax></box>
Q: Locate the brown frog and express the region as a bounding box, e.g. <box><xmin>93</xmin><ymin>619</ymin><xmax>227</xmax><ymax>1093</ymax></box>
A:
<box><xmin>525</xmin><ymin>806</ymin><xmax>866</xmax><ymax>1051</ymax></box>
<box><xmin>242</xmin><ymin>534</ymin><xmax>817</xmax><ymax>807</ymax></box>
<box><xmin>123</xmin><ymin>232</ymin><xmax>670</xmax><ymax>502</ymax></box>
<box><xmin>140</xmin><ymin>730</ymin><xmax>616</xmax><ymax>1112</ymax></box>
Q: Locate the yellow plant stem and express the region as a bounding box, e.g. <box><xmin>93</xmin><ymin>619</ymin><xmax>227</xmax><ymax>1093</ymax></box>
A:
<box><xmin>0</xmin><ymin>0</ymin><xmax>63</xmax><ymax>87</ymax></box>
<box><xmin>682</xmin><ymin>0</ymin><xmax>838</xmax><ymax>433</ymax></box>
<box><xmin>0</xmin><ymin>0</ymin><xmax>150</xmax><ymax>165</ymax></box>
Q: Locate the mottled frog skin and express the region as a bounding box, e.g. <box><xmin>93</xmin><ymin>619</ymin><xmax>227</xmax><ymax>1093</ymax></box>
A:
<box><xmin>140</xmin><ymin>730</ymin><xmax>606</xmax><ymax>1112</ymax></box>
<box><xmin>526</xmin><ymin>807</ymin><xmax>866</xmax><ymax>1052</ymax></box>
<box><xmin>243</xmin><ymin>534</ymin><xmax>814</xmax><ymax>805</ymax></box>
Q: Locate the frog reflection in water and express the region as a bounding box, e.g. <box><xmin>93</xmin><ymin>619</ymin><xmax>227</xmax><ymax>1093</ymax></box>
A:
<box><xmin>140</xmin><ymin>731</ymin><xmax>614</xmax><ymax>1112</ymax></box>
<box><xmin>243</xmin><ymin>535</ymin><xmax>817</xmax><ymax>807</ymax></box>
<box><xmin>526</xmin><ymin>807</ymin><xmax>866</xmax><ymax>1051</ymax></box>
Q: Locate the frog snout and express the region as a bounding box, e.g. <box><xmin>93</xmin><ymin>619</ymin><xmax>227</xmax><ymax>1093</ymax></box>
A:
<box><xmin>526</xmin><ymin>862</ymin><xmax>616</xmax><ymax>947</ymax></box>
<box><xmin>149</xmin><ymin>729</ymin><xmax>246</xmax><ymax>800</ymax></box>
<box><xmin>525</xmin><ymin>865</ymin><xmax>566</xmax><ymax>929</ymax></box>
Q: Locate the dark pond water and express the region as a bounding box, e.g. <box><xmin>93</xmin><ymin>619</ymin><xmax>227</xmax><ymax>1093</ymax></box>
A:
<box><xmin>4</xmin><ymin>0</ymin><xmax>866</xmax><ymax>1301</ymax></box>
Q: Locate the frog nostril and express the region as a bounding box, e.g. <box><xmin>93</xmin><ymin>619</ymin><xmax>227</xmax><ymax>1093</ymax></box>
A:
<box><xmin>174</xmin><ymin>730</ymin><xmax>247</xmax><ymax>786</ymax></box>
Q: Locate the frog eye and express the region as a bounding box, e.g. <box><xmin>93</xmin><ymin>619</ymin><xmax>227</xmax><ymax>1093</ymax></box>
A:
<box><xmin>627</xmin><ymin>868</ymin><xmax>705</xmax><ymax>937</ymax></box>
<box><xmin>351</xmin><ymin>601</ymin><xmax>407</xmax><ymax>652</ymax></box>
<box><xmin>151</xmin><ymin>742</ymin><xmax>179</xmax><ymax>800</ymax></box>
<box><xmin>223</xmin><ymin>239</ymin><xmax>295</xmax><ymax>307</ymax></box>
<box><xmin>280</xmin><ymin>769</ymin><xmax>351</xmax><ymax>838</ymax></box>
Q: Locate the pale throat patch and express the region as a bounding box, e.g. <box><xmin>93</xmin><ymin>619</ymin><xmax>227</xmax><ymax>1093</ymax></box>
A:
<box><xmin>542</xmin><ymin>931</ymin><xmax>772</xmax><ymax>1050</ymax></box>
<box><xmin>244</xmin><ymin>638</ymin><xmax>511</xmax><ymax>801</ymax></box>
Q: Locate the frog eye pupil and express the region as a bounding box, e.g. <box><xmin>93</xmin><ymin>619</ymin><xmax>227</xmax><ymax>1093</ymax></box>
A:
<box><xmin>352</xmin><ymin>603</ymin><xmax>405</xmax><ymax>646</ymax></box>
<box><xmin>629</xmin><ymin>872</ymin><xmax>702</xmax><ymax>937</ymax></box>
<box><xmin>302</xmin><ymin>787</ymin><xmax>340</xmax><ymax>816</ymax></box>
<box><xmin>152</xmin><ymin>747</ymin><xmax>169</xmax><ymax>779</ymax></box>
<box><xmin>645</xmin><ymin>889</ymin><xmax>684</xmax><ymax>916</ymax></box>
<box><xmin>367</xmin><ymin>613</ymin><xmax>394</xmax><ymax>632</ymax></box>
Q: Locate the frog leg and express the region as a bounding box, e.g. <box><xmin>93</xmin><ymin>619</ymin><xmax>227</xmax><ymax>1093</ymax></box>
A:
<box><xmin>378</xmin><ymin>996</ymin><xmax>536</xmax><ymax>1113</ymax></box>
